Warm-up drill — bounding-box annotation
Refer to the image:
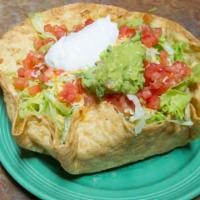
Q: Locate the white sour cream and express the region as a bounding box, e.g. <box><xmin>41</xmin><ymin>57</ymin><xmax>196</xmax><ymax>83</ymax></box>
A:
<box><xmin>45</xmin><ymin>16</ymin><xmax>119</xmax><ymax>71</ymax></box>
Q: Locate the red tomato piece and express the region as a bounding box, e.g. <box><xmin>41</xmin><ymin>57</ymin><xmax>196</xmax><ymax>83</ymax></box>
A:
<box><xmin>22</xmin><ymin>51</ymin><xmax>44</xmax><ymax>69</ymax></box>
<box><xmin>169</xmin><ymin>61</ymin><xmax>192</xmax><ymax>78</ymax></box>
<box><xmin>34</xmin><ymin>38</ymin><xmax>55</xmax><ymax>50</ymax></box>
<box><xmin>144</xmin><ymin>63</ymin><xmax>161</xmax><ymax>80</ymax></box>
<box><xmin>104</xmin><ymin>93</ymin><xmax>134</xmax><ymax>113</ymax></box>
<box><xmin>53</xmin><ymin>25</ymin><xmax>68</xmax><ymax>39</ymax></box>
<box><xmin>38</xmin><ymin>74</ymin><xmax>49</xmax><ymax>83</ymax></box>
<box><xmin>14</xmin><ymin>78</ymin><xmax>29</xmax><ymax>90</ymax></box>
<box><xmin>139</xmin><ymin>60</ymin><xmax>191</xmax><ymax>110</ymax></box>
<box><xmin>28</xmin><ymin>85</ymin><xmax>41</xmax><ymax>96</ymax></box>
<box><xmin>24</xmin><ymin>69</ymin><xmax>34</xmax><ymax>80</ymax></box>
<box><xmin>59</xmin><ymin>83</ymin><xmax>79</xmax><ymax>104</ymax></box>
<box><xmin>160</xmin><ymin>51</ymin><xmax>168</xmax><ymax>66</ymax></box>
<box><xmin>84</xmin><ymin>18</ymin><xmax>94</xmax><ymax>26</ymax></box>
<box><xmin>17</xmin><ymin>67</ymin><xmax>26</xmax><ymax>78</ymax></box>
<box><xmin>17</xmin><ymin>67</ymin><xmax>34</xmax><ymax>80</ymax></box>
<box><xmin>119</xmin><ymin>25</ymin><xmax>136</xmax><ymax>39</ymax></box>
<box><xmin>137</xmin><ymin>87</ymin><xmax>152</xmax><ymax>100</ymax></box>
<box><xmin>141</xmin><ymin>34</ymin><xmax>157</xmax><ymax>48</ymax></box>
<box><xmin>153</xmin><ymin>28</ymin><xmax>162</xmax><ymax>39</ymax></box>
<box><xmin>146</xmin><ymin>95</ymin><xmax>160</xmax><ymax>110</ymax></box>
<box><xmin>44</xmin><ymin>24</ymin><xmax>67</xmax><ymax>40</ymax></box>
<box><xmin>72</xmin><ymin>24</ymin><xmax>84</xmax><ymax>32</ymax></box>
<box><xmin>141</xmin><ymin>25</ymin><xmax>161</xmax><ymax>48</ymax></box>
<box><xmin>22</xmin><ymin>52</ymin><xmax>35</xmax><ymax>69</ymax></box>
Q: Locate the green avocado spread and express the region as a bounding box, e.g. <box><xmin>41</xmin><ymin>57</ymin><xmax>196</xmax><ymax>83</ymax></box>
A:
<box><xmin>82</xmin><ymin>39</ymin><xmax>146</xmax><ymax>97</ymax></box>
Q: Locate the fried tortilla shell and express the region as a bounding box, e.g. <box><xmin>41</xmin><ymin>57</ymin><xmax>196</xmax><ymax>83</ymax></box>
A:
<box><xmin>0</xmin><ymin>3</ymin><xmax>200</xmax><ymax>174</ymax></box>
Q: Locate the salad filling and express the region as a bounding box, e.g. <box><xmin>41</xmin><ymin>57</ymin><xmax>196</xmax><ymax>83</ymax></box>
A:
<box><xmin>12</xmin><ymin>14</ymin><xmax>200</xmax><ymax>138</ymax></box>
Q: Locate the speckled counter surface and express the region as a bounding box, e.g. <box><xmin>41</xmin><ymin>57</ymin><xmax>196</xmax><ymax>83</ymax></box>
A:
<box><xmin>0</xmin><ymin>0</ymin><xmax>200</xmax><ymax>37</ymax></box>
<box><xmin>0</xmin><ymin>0</ymin><xmax>200</xmax><ymax>199</ymax></box>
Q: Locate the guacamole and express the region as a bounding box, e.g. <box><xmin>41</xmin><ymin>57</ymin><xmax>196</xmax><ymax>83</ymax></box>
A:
<box><xmin>82</xmin><ymin>39</ymin><xmax>146</xmax><ymax>97</ymax></box>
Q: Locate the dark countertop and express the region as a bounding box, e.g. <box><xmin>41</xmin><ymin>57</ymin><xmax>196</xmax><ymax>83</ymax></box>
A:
<box><xmin>0</xmin><ymin>0</ymin><xmax>200</xmax><ymax>199</ymax></box>
<box><xmin>0</xmin><ymin>0</ymin><xmax>200</xmax><ymax>38</ymax></box>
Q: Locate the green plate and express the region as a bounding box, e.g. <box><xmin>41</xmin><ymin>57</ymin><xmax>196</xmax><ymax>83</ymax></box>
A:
<box><xmin>0</xmin><ymin>91</ymin><xmax>200</xmax><ymax>200</ymax></box>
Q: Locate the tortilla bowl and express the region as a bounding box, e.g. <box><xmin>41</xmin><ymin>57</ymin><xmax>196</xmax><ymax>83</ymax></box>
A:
<box><xmin>0</xmin><ymin>3</ymin><xmax>200</xmax><ymax>174</ymax></box>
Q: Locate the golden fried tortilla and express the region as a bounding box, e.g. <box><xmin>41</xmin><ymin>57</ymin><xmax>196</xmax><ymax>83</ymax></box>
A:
<box><xmin>0</xmin><ymin>3</ymin><xmax>200</xmax><ymax>174</ymax></box>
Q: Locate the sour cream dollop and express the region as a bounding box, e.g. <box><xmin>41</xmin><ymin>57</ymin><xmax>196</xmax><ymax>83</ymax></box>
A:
<box><xmin>45</xmin><ymin>16</ymin><xmax>119</xmax><ymax>71</ymax></box>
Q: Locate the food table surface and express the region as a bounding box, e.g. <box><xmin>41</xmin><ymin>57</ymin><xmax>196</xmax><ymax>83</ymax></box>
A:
<box><xmin>0</xmin><ymin>0</ymin><xmax>200</xmax><ymax>199</ymax></box>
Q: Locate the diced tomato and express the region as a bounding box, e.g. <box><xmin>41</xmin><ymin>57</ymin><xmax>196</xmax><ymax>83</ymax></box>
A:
<box><xmin>168</xmin><ymin>61</ymin><xmax>192</xmax><ymax>79</ymax></box>
<box><xmin>72</xmin><ymin>24</ymin><xmax>84</xmax><ymax>32</ymax></box>
<box><xmin>34</xmin><ymin>38</ymin><xmax>55</xmax><ymax>50</ymax></box>
<box><xmin>137</xmin><ymin>87</ymin><xmax>152</xmax><ymax>100</ymax></box>
<box><xmin>141</xmin><ymin>34</ymin><xmax>157</xmax><ymax>48</ymax></box>
<box><xmin>160</xmin><ymin>51</ymin><xmax>168</xmax><ymax>66</ymax></box>
<box><xmin>59</xmin><ymin>83</ymin><xmax>79</xmax><ymax>104</ymax></box>
<box><xmin>143</xmin><ymin>14</ymin><xmax>153</xmax><ymax>24</ymax></box>
<box><xmin>119</xmin><ymin>25</ymin><xmax>136</xmax><ymax>39</ymax></box>
<box><xmin>141</xmin><ymin>25</ymin><xmax>161</xmax><ymax>48</ymax></box>
<box><xmin>22</xmin><ymin>51</ymin><xmax>44</xmax><ymax>69</ymax></box>
<box><xmin>17</xmin><ymin>67</ymin><xmax>33</xmax><ymax>80</ymax></box>
<box><xmin>14</xmin><ymin>78</ymin><xmax>28</xmax><ymax>90</ymax></box>
<box><xmin>59</xmin><ymin>79</ymin><xmax>96</xmax><ymax>105</ymax></box>
<box><xmin>139</xmin><ymin>60</ymin><xmax>191</xmax><ymax>110</ymax></box>
<box><xmin>104</xmin><ymin>93</ymin><xmax>134</xmax><ymax>113</ymax></box>
<box><xmin>38</xmin><ymin>74</ymin><xmax>49</xmax><ymax>83</ymax></box>
<box><xmin>28</xmin><ymin>85</ymin><xmax>41</xmax><ymax>96</ymax></box>
<box><xmin>22</xmin><ymin>52</ymin><xmax>34</xmax><ymax>69</ymax></box>
<box><xmin>84</xmin><ymin>18</ymin><xmax>94</xmax><ymax>26</ymax></box>
<box><xmin>53</xmin><ymin>25</ymin><xmax>68</xmax><ymax>39</ymax></box>
<box><xmin>153</xmin><ymin>28</ymin><xmax>162</xmax><ymax>39</ymax></box>
<box><xmin>44</xmin><ymin>24</ymin><xmax>67</xmax><ymax>40</ymax></box>
<box><xmin>146</xmin><ymin>95</ymin><xmax>160</xmax><ymax>110</ymax></box>
<box><xmin>17</xmin><ymin>67</ymin><xmax>26</xmax><ymax>78</ymax></box>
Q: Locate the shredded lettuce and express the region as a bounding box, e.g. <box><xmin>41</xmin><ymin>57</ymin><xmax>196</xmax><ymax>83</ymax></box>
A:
<box><xmin>118</xmin><ymin>18</ymin><xmax>144</xmax><ymax>28</ymax></box>
<box><xmin>189</xmin><ymin>64</ymin><xmax>200</xmax><ymax>83</ymax></box>
<box><xmin>147</xmin><ymin>111</ymin><xmax>166</xmax><ymax>124</ymax></box>
<box><xmin>157</xmin><ymin>37</ymin><xmax>187</xmax><ymax>63</ymax></box>
<box><xmin>160</xmin><ymin>89</ymin><xmax>192</xmax><ymax>120</ymax></box>
<box><xmin>157</xmin><ymin>64</ymin><xmax>200</xmax><ymax>123</ymax></box>
<box><xmin>167</xmin><ymin>120</ymin><xmax>193</xmax><ymax>126</ymax></box>
<box><xmin>31</xmin><ymin>13</ymin><xmax>56</xmax><ymax>40</ymax></box>
<box><xmin>60</xmin><ymin>117</ymin><xmax>72</xmax><ymax>144</ymax></box>
<box><xmin>43</xmin><ymin>91</ymin><xmax>70</xmax><ymax>116</ymax></box>
<box><xmin>172</xmin><ymin>42</ymin><xmax>187</xmax><ymax>62</ymax></box>
<box><xmin>19</xmin><ymin>90</ymin><xmax>71</xmax><ymax>135</ymax></box>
